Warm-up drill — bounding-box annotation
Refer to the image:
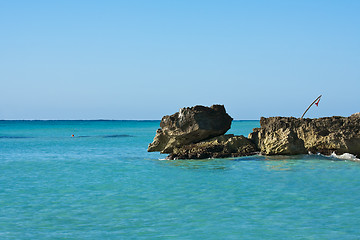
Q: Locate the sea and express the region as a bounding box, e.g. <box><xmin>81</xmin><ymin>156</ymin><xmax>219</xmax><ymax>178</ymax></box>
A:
<box><xmin>1</xmin><ymin>120</ymin><xmax>360</xmax><ymax>239</ymax></box>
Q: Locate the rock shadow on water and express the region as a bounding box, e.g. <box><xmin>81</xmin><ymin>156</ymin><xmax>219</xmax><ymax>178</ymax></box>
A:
<box><xmin>159</xmin><ymin>158</ymin><xmax>233</xmax><ymax>171</ymax></box>
<box><xmin>244</xmin><ymin>153</ymin><xmax>346</xmax><ymax>162</ymax></box>
<box><xmin>232</xmin><ymin>154</ymin><xmax>265</xmax><ymax>161</ymax></box>
<box><xmin>260</xmin><ymin>154</ymin><xmax>352</xmax><ymax>172</ymax></box>
<box><xmin>156</xmin><ymin>153</ymin><xmax>355</xmax><ymax>172</ymax></box>
<box><xmin>158</xmin><ymin>154</ymin><xmax>266</xmax><ymax>171</ymax></box>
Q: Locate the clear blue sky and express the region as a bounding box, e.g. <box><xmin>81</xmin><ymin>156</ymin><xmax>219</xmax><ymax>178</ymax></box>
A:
<box><xmin>1</xmin><ymin>0</ymin><xmax>359</xmax><ymax>119</ymax></box>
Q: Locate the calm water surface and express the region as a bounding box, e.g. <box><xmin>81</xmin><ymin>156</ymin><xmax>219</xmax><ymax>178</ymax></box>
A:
<box><xmin>1</xmin><ymin>120</ymin><xmax>360</xmax><ymax>239</ymax></box>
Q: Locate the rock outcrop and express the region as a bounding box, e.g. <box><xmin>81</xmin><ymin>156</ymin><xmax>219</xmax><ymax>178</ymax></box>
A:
<box><xmin>167</xmin><ymin>134</ymin><xmax>257</xmax><ymax>160</ymax></box>
<box><xmin>148</xmin><ymin>105</ymin><xmax>257</xmax><ymax>159</ymax></box>
<box><xmin>249</xmin><ymin>115</ymin><xmax>360</xmax><ymax>156</ymax></box>
<box><xmin>148</xmin><ymin>105</ymin><xmax>233</xmax><ymax>153</ymax></box>
<box><xmin>148</xmin><ymin>104</ymin><xmax>360</xmax><ymax>159</ymax></box>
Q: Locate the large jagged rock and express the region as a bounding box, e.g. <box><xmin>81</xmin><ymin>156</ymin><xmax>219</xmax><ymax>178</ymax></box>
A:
<box><xmin>167</xmin><ymin>134</ymin><xmax>257</xmax><ymax>160</ymax></box>
<box><xmin>148</xmin><ymin>105</ymin><xmax>233</xmax><ymax>153</ymax></box>
<box><xmin>249</xmin><ymin>115</ymin><xmax>360</xmax><ymax>156</ymax></box>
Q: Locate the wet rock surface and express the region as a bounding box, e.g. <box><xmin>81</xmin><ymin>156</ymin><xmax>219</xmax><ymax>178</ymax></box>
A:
<box><xmin>167</xmin><ymin>134</ymin><xmax>257</xmax><ymax>160</ymax></box>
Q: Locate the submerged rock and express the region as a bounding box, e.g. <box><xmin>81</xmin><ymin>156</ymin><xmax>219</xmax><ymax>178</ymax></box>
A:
<box><xmin>249</xmin><ymin>115</ymin><xmax>360</xmax><ymax>156</ymax></box>
<box><xmin>148</xmin><ymin>105</ymin><xmax>232</xmax><ymax>153</ymax></box>
<box><xmin>167</xmin><ymin>134</ymin><xmax>257</xmax><ymax>160</ymax></box>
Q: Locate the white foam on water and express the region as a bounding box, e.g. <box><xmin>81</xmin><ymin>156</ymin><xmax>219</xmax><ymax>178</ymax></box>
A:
<box><xmin>330</xmin><ymin>152</ymin><xmax>360</xmax><ymax>161</ymax></box>
<box><xmin>308</xmin><ymin>151</ymin><xmax>360</xmax><ymax>161</ymax></box>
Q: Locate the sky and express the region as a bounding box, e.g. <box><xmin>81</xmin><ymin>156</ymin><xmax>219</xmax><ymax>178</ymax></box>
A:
<box><xmin>1</xmin><ymin>0</ymin><xmax>359</xmax><ymax>120</ymax></box>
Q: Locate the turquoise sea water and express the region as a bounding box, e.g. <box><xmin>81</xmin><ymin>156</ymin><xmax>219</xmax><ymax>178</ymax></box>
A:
<box><xmin>1</xmin><ymin>120</ymin><xmax>360</xmax><ymax>239</ymax></box>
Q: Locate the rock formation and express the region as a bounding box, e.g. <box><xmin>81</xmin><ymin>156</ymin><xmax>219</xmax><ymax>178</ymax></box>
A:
<box><xmin>167</xmin><ymin>134</ymin><xmax>257</xmax><ymax>160</ymax></box>
<box><xmin>148</xmin><ymin>104</ymin><xmax>360</xmax><ymax>159</ymax></box>
<box><xmin>148</xmin><ymin>105</ymin><xmax>233</xmax><ymax>153</ymax></box>
<box><xmin>148</xmin><ymin>105</ymin><xmax>257</xmax><ymax>159</ymax></box>
<box><xmin>249</xmin><ymin>114</ymin><xmax>360</xmax><ymax>156</ymax></box>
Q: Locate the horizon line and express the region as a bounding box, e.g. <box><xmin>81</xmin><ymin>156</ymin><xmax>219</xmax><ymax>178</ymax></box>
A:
<box><xmin>0</xmin><ymin>119</ymin><xmax>260</xmax><ymax>121</ymax></box>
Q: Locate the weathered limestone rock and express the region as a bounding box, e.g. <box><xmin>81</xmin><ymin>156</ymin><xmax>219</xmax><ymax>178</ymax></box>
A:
<box><xmin>351</xmin><ymin>112</ymin><xmax>360</xmax><ymax>118</ymax></box>
<box><xmin>148</xmin><ymin>105</ymin><xmax>233</xmax><ymax>153</ymax></box>
<box><xmin>249</xmin><ymin>125</ymin><xmax>306</xmax><ymax>155</ymax></box>
<box><xmin>167</xmin><ymin>134</ymin><xmax>257</xmax><ymax>160</ymax></box>
<box><xmin>148</xmin><ymin>103</ymin><xmax>360</xmax><ymax>159</ymax></box>
<box><xmin>249</xmin><ymin>115</ymin><xmax>360</xmax><ymax>156</ymax></box>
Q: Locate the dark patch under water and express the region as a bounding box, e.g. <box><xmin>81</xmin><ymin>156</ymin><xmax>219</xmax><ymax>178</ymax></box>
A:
<box><xmin>77</xmin><ymin>134</ymin><xmax>134</xmax><ymax>138</ymax></box>
<box><xmin>1</xmin><ymin>135</ymin><xmax>133</xmax><ymax>139</ymax></box>
<box><xmin>0</xmin><ymin>136</ymin><xmax>33</xmax><ymax>139</ymax></box>
<box><xmin>102</xmin><ymin>134</ymin><xmax>133</xmax><ymax>138</ymax></box>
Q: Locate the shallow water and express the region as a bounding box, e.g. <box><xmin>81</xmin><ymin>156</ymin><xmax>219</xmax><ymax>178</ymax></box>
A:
<box><xmin>1</xmin><ymin>120</ymin><xmax>360</xmax><ymax>239</ymax></box>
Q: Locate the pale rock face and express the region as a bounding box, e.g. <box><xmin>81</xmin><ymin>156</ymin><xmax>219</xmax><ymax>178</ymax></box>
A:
<box><xmin>350</xmin><ymin>112</ymin><xmax>360</xmax><ymax>118</ymax></box>
<box><xmin>249</xmin><ymin>116</ymin><xmax>360</xmax><ymax>156</ymax></box>
<box><xmin>251</xmin><ymin>127</ymin><xmax>306</xmax><ymax>155</ymax></box>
